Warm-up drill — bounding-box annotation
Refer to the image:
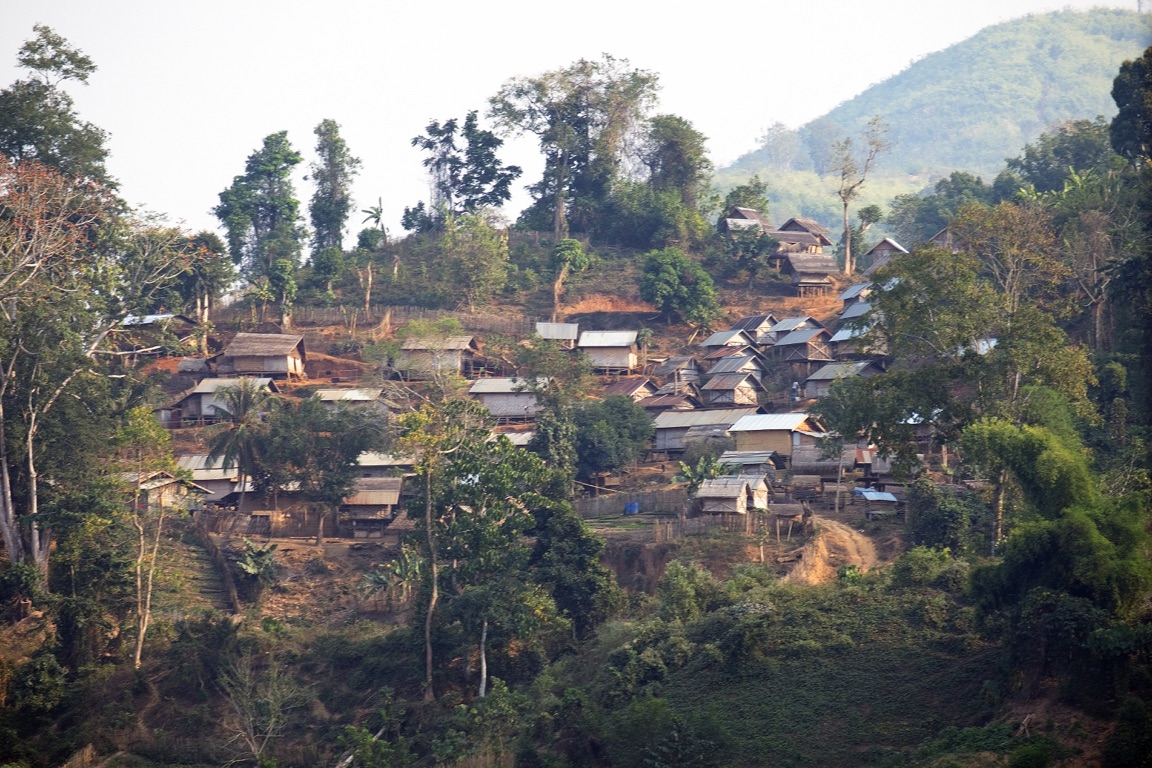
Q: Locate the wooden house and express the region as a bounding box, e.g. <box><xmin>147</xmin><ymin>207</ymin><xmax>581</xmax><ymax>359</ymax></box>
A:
<box><xmin>718</xmin><ymin>450</ymin><xmax>779</xmax><ymax>479</ymax></box>
<box><xmin>397</xmin><ymin>336</ymin><xmax>481</xmax><ymax>380</ymax></box>
<box><xmin>789</xmin><ymin>445</ymin><xmax>858</xmax><ymax>480</ymax></box>
<box><xmin>578</xmin><ymin>331</ymin><xmax>638</xmax><ymax>373</ymax></box>
<box><xmin>861</xmin><ymin>237</ymin><xmax>907</xmax><ymax>276</ymax></box>
<box><xmin>773</xmin><ymin>327</ymin><xmax>834</xmax><ymax>377</ymax></box>
<box><xmin>341</xmin><ymin>477</ymin><xmax>404</xmax><ymax>538</ymax></box>
<box><xmin>804</xmin><ymin>361</ymin><xmax>883</xmax><ymax>399</ymax></box>
<box><xmin>704</xmin><ymin>354</ymin><xmax>766</xmax><ymax>380</ymax></box>
<box><xmin>652</xmin><ymin>356</ymin><xmax>702</xmax><ymax>386</ymax></box>
<box><xmin>694</xmin><ymin>475</ymin><xmax>770</xmax><ymax>515</ymax></box>
<box><xmin>728</xmin><ymin>412</ymin><xmax>826</xmax><ymax>457</ymax></box>
<box><xmin>653</xmin><ymin>408</ymin><xmax>756</xmax><ymax>453</ymax></box>
<box><xmin>701</xmin><ymin>373</ymin><xmax>766</xmax><ymax>407</ymax></box>
<box><xmin>782</xmin><ymin>253</ymin><xmax>839</xmax><ymax>297</ymax></box>
<box><xmin>468</xmin><ymin>377</ymin><xmax>545</xmax><ymax>421</ymax></box>
<box><xmin>761</xmin><ymin>316</ymin><xmax>823</xmax><ymax>345</ymax></box>
<box><xmin>837</xmin><ymin>282</ymin><xmax>873</xmax><ymax>308</ymax></box>
<box><xmin>176</xmin><ymin>454</ymin><xmax>240</xmax><ymax>502</ymax></box>
<box><xmin>720</xmin><ymin>206</ymin><xmax>773</xmax><ymax>234</ymax></box>
<box><xmin>730</xmin><ymin>314</ymin><xmax>778</xmax><ymax>345</ymax></box>
<box><xmin>122</xmin><ymin>470</ymin><xmax>209</xmax><ymax>513</ymax></box>
<box><xmin>169</xmin><ymin>377</ymin><xmax>278</xmax><ymax>425</ymax></box>
<box><xmin>699</xmin><ymin>329</ymin><xmax>757</xmax><ymax>352</ymax></box>
<box><xmin>830</xmin><ymin>322</ymin><xmax>885</xmax><ymax>360</ymax></box>
<box><xmin>216</xmin><ymin>333</ymin><xmax>306</xmax><ymax>380</ymax></box>
<box><xmin>602</xmin><ymin>377</ymin><xmax>659</xmax><ymax>402</ymax></box>
<box><xmin>535</xmin><ymin>322</ymin><xmax>579</xmax><ymax>349</ymax></box>
<box><xmin>777</xmin><ymin>217</ymin><xmax>834</xmax><ymax>248</ymax></box>
<box><xmin>115</xmin><ymin>314</ymin><xmax>201</xmax><ymax>358</ymax></box>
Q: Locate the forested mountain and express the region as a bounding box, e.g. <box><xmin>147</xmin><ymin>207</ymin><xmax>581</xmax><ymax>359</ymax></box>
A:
<box><xmin>719</xmin><ymin>8</ymin><xmax>1151</xmax><ymax>223</ymax></box>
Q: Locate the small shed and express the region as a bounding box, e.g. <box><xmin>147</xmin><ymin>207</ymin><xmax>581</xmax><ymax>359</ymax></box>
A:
<box><xmin>777</xmin><ymin>217</ymin><xmax>834</xmax><ymax>247</ymax></box>
<box><xmin>830</xmin><ymin>322</ymin><xmax>885</xmax><ymax>359</ymax></box>
<box><xmin>804</xmin><ymin>361</ymin><xmax>883</xmax><ymax>399</ymax></box>
<box><xmin>701</xmin><ymin>372</ymin><xmax>766</xmax><ymax>407</ymax></box>
<box><xmin>468</xmin><ymin>377</ymin><xmax>545</xmax><ymax>421</ymax></box>
<box><xmin>730</xmin><ymin>314</ymin><xmax>778</xmax><ymax>345</ymax></box>
<box><xmin>783</xmin><ymin>253</ymin><xmax>839</xmax><ymax>297</ymax></box>
<box><xmin>122</xmin><ymin>470</ymin><xmax>209</xmax><ymax>513</ymax></box>
<box><xmin>341</xmin><ymin>477</ymin><xmax>404</xmax><ymax>538</ymax></box>
<box><xmin>653</xmin><ymin>408</ymin><xmax>756</xmax><ymax>453</ymax></box>
<box><xmin>728</xmin><ymin>412</ymin><xmax>826</xmax><ymax>456</ymax></box>
<box><xmin>718</xmin><ymin>450</ymin><xmax>780</xmax><ymax>479</ymax></box>
<box><xmin>861</xmin><ymin>237</ymin><xmax>908</xmax><ymax>276</ymax></box>
<box><xmin>217</xmin><ymin>333</ymin><xmax>306</xmax><ymax>379</ymax></box>
<box><xmin>397</xmin><ymin>336</ymin><xmax>481</xmax><ymax>380</ymax></box>
<box><xmin>652</xmin><ymin>356</ymin><xmax>702</xmax><ymax>386</ymax></box>
<box><xmin>535</xmin><ymin>322</ymin><xmax>579</xmax><ymax>348</ymax></box>
<box><xmin>704</xmin><ymin>354</ymin><xmax>766</xmax><ymax>379</ymax></box>
<box><xmin>171</xmin><ymin>377</ymin><xmax>278</xmax><ymax>424</ymax></box>
<box><xmin>721</xmin><ymin>206</ymin><xmax>773</xmax><ymax>234</ymax></box>
<box><xmin>694</xmin><ymin>475</ymin><xmax>770</xmax><ymax>515</ymax></box>
<box><xmin>176</xmin><ymin>454</ymin><xmax>240</xmax><ymax>502</ymax></box>
<box><xmin>602</xmin><ymin>377</ymin><xmax>659</xmax><ymax>402</ymax></box>
<box><xmin>773</xmin><ymin>328</ymin><xmax>834</xmax><ymax>375</ymax></box>
<box><xmin>578</xmin><ymin>331</ymin><xmax>638</xmax><ymax>373</ymax></box>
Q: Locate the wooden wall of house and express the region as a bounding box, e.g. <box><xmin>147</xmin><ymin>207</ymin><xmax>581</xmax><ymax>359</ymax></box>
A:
<box><xmin>734</xmin><ymin>431</ymin><xmax>793</xmax><ymax>455</ymax></box>
<box><xmin>587</xmin><ymin>348</ymin><xmax>636</xmax><ymax>371</ymax></box>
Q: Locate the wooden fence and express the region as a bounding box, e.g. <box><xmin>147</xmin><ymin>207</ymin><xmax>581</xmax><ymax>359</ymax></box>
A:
<box><xmin>574</xmin><ymin>489</ymin><xmax>688</xmax><ymax>519</ymax></box>
<box><xmin>652</xmin><ymin>513</ymin><xmax>761</xmax><ymax>542</ymax></box>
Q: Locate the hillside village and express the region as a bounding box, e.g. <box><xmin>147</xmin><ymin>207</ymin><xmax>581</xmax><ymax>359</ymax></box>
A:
<box><xmin>142</xmin><ymin>207</ymin><xmax>927</xmax><ymax>550</ymax></box>
<box><xmin>2</xmin><ymin>14</ymin><xmax>1151</xmax><ymax>768</ymax></box>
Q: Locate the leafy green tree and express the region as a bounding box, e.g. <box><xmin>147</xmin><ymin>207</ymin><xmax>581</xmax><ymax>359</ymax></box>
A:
<box><xmin>643</xmin><ymin>114</ymin><xmax>713</xmax><ymax>212</ymax></box>
<box><xmin>674</xmin><ymin>455</ymin><xmax>736</xmax><ymax>495</ymax></box>
<box><xmin>1006</xmin><ymin>117</ymin><xmax>1120</xmax><ymax>193</ymax></box>
<box><xmin>1110</xmin><ymin>44</ymin><xmax>1152</xmax><ymax>160</ymax></box>
<box><xmin>831</xmin><ymin>116</ymin><xmax>891</xmax><ymax>274</ymax></box>
<box><xmin>717</xmin><ymin>175</ymin><xmax>771</xmax><ymax>224</ymax></box>
<box><xmin>168</xmin><ymin>230</ymin><xmax>234</xmax><ymax>328</ymax></box>
<box><xmin>257</xmin><ymin>397</ymin><xmax>387</xmax><ymax>544</ymax></box>
<box><xmin>309</xmin><ymin>118</ymin><xmax>360</xmax><ymax>257</ymax></box>
<box><xmin>437</xmin><ymin>211</ymin><xmax>509</xmax><ymax>311</ymax></box>
<box><xmin>639</xmin><ymin>247</ymin><xmax>720</xmax><ymax>326</ymax></box>
<box><xmin>214</xmin><ymin>131</ymin><xmax>305</xmax><ymax>325</ymax></box>
<box><xmin>572</xmin><ymin>395</ymin><xmax>654</xmax><ymax>483</ymax></box>
<box><xmin>490</xmin><ymin>54</ymin><xmax>659</xmax><ymax>239</ymax></box>
<box><xmin>0</xmin><ymin>25</ymin><xmax>110</xmax><ymax>183</ymax></box>
<box><xmin>887</xmin><ymin>171</ymin><xmax>996</xmax><ymax>245</ymax></box>
<box><xmin>403</xmin><ymin>110</ymin><xmax>522</xmax><ymax>231</ymax></box>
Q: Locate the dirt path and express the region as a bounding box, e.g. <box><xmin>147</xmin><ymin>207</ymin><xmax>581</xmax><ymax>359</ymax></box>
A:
<box><xmin>782</xmin><ymin>515</ymin><xmax>879</xmax><ymax>585</ymax></box>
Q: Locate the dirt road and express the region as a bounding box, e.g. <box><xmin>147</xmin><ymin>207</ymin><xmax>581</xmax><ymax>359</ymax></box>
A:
<box><xmin>782</xmin><ymin>515</ymin><xmax>879</xmax><ymax>585</ymax></box>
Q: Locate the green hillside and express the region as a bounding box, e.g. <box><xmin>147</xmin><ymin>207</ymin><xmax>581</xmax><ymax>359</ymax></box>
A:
<box><xmin>718</xmin><ymin>8</ymin><xmax>1151</xmax><ymax>229</ymax></box>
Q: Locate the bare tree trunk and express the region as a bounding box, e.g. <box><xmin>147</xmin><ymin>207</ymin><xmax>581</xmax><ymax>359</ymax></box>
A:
<box><xmin>992</xmin><ymin>468</ymin><xmax>1008</xmax><ymax>555</ymax></box>
<box><xmin>134</xmin><ymin>496</ymin><xmax>167</xmax><ymax>669</ymax></box>
<box><xmin>423</xmin><ymin>470</ymin><xmax>438</xmax><ymax>702</ymax></box>
<box><xmin>315</xmin><ymin>503</ymin><xmax>326</xmax><ymax>546</ymax></box>
<box><xmin>841</xmin><ymin>201</ymin><xmax>854</xmax><ymax>275</ymax></box>
<box><xmin>478</xmin><ymin>616</ymin><xmax>489</xmax><ymax>698</ymax></box>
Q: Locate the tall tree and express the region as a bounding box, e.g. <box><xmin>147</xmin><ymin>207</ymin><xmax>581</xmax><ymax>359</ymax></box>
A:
<box><xmin>205</xmin><ymin>378</ymin><xmax>278</xmax><ymax>513</ymax></box>
<box><xmin>1006</xmin><ymin>117</ymin><xmax>1119</xmax><ymax>194</ymax></box>
<box><xmin>437</xmin><ymin>211</ymin><xmax>509</xmax><ymax>311</ymax></box>
<box><xmin>1110</xmin><ymin>45</ymin><xmax>1152</xmax><ymax>161</ymax></box>
<box><xmin>549</xmin><ymin>238</ymin><xmax>590</xmax><ymax>321</ymax></box>
<box><xmin>831</xmin><ymin>116</ymin><xmax>891</xmax><ymax>274</ymax></box>
<box><xmin>0</xmin><ymin>25</ymin><xmax>110</xmax><ymax>183</ymax></box>
<box><xmin>642</xmin><ymin>114</ymin><xmax>712</xmax><ymax>211</ymax></box>
<box><xmin>403</xmin><ymin>110</ymin><xmax>522</xmax><ymax>231</ymax></box>
<box><xmin>639</xmin><ymin>247</ymin><xmax>720</xmax><ymax>326</ymax></box>
<box><xmin>489</xmin><ymin>54</ymin><xmax>659</xmax><ymax>240</ymax></box>
<box><xmin>214</xmin><ymin>131</ymin><xmax>304</xmax><ymax>326</ymax></box>
<box><xmin>309</xmin><ymin>119</ymin><xmax>361</xmax><ymax>255</ymax></box>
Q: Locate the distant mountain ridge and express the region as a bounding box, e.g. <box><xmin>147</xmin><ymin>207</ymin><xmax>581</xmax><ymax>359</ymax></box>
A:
<box><xmin>724</xmin><ymin>8</ymin><xmax>1152</xmax><ymax>181</ymax></box>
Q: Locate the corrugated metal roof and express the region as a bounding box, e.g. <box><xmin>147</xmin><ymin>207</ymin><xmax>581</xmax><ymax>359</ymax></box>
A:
<box><xmin>775</xmin><ymin>328</ymin><xmax>827</xmax><ymax>347</ymax></box>
<box><xmin>696</xmin><ymin>475</ymin><xmax>768</xmax><ymax>498</ymax></box>
<box><xmin>602</xmin><ymin>378</ymin><xmax>655</xmax><ymax>397</ymax></box>
<box><xmin>638</xmin><ymin>394</ymin><xmax>699</xmax><ymax>410</ymax></box>
<box><xmin>345</xmin><ymin>477</ymin><xmax>403</xmax><ymax>506</ymax></box>
<box><xmin>839</xmin><ymin>302</ymin><xmax>872</xmax><ymax>321</ymax></box>
<box><xmin>654</xmin><ymin>408</ymin><xmax>755</xmax><ymax>429</ymax></box>
<box><xmin>837</xmin><ymin>283</ymin><xmax>872</xmax><ymax>302</ymax></box>
<box><xmin>191</xmin><ymin>377</ymin><xmax>274</xmax><ymax>394</ymax></box>
<box><xmin>578</xmin><ymin>330</ymin><xmax>638</xmax><ymax>347</ymax></box>
<box><xmin>701</xmin><ymin>373</ymin><xmax>761</xmax><ymax>391</ymax></box>
<box><xmin>729</xmin><ymin>413</ymin><xmax>812</xmax><ymax>432</ymax></box>
<box><xmin>358</xmin><ymin>451</ymin><xmax>415</xmax><ymax>467</ymax></box>
<box><xmin>772</xmin><ymin>316</ymin><xmax>818</xmax><ymax>333</ymax></box>
<box><xmin>730</xmin><ymin>314</ymin><xmax>777</xmax><ymax>333</ymax></box>
<box><xmin>314</xmin><ymin>388</ymin><xmax>382</xmax><ymax>401</ymax></box>
<box><xmin>706</xmin><ymin>355</ymin><xmax>764</xmax><ymax>375</ymax></box>
<box><xmin>535</xmin><ymin>322</ymin><xmax>579</xmax><ymax>340</ymax></box>
<box><xmin>468</xmin><ymin>377</ymin><xmax>546</xmax><ymax>394</ymax></box>
<box><xmin>779</xmin><ymin>217</ymin><xmax>831</xmax><ymax>237</ymax></box>
<box><xmin>719</xmin><ymin>450</ymin><xmax>777</xmax><ymax>465</ymax></box>
<box><xmin>401</xmin><ymin>336</ymin><xmax>475</xmax><ymax>350</ymax></box>
<box><xmin>865</xmin><ymin>237</ymin><xmax>907</xmax><ymax>256</ymax></box>
<box><xmin>652</xmin><ymin>356</ymin><xmax>698</xmax><ymax>376</ymax></box>
<box><xmin>805</xmin><ymin>362</ymin><xmax>874</xmax><ymax>381</ymax></box>
<box><xmin>830</xmin><ymin>325</ymin><xmax>869</xmax><ymax>342</ymax></box>
<box><xmin>223</xmin><ymin>333</ymin><xmax>304</xmax><ymax>358</ymax></box>
<box><xmin>700</xmin><ymin>329</ymin><xmax>753</xmax><ymax>347</ymax></box>
<box><xmin>177</xmin><ymin>454</ymin><xmax>239</xmax><ymax>481</ymax></box>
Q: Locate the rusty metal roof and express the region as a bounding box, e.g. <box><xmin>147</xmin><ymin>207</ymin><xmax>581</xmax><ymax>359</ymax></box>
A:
<box><xmin>654</xmin><ymin>408</ymin><xmax>755</xmax><ymax>430</ymax></box>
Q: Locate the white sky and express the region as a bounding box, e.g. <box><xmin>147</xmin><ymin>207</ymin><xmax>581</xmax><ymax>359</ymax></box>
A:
<box><xmin>1</xmin><ymin>0</ymin><xmax>1138</xmax><ymax>242</ymax></box>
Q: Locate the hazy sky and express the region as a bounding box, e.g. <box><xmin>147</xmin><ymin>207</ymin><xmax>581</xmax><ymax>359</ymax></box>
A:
<box><xmin>1</xmin><ymin>0</ymin><xmax>1140</xmax><ymax>242</ymax></box>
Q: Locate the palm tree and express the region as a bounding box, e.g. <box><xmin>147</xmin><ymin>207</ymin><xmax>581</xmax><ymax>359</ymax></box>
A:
<box><xmin>361</xmin><ymin>197</ymin><xmax>398</xmax><ymax>278</ymax></box>
<box><xmin>206</xmin><ymin>378</ymin><xmax>277</xmax><ymax>511</ymax></box>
